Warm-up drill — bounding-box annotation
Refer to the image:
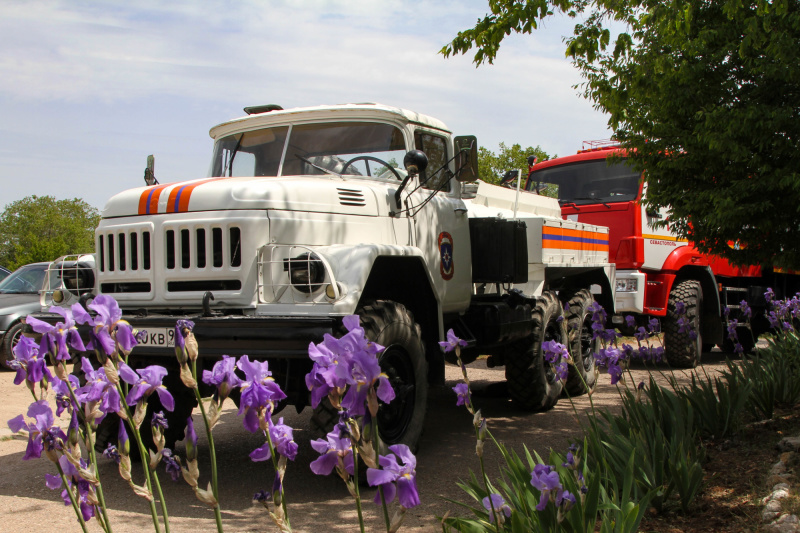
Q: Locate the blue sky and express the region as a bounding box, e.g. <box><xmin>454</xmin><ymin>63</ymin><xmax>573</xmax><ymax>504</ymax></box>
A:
<box><xmin>0</xmin><ymin>0</ymin><xmax>613</xmax><ymax>212</ymax></box>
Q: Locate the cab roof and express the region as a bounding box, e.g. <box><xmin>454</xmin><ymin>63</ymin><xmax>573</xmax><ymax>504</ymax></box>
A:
<box><xmin>209</xmin><ymin>103</ymin><xmax>451</xmax><ymax>140</ymax></box>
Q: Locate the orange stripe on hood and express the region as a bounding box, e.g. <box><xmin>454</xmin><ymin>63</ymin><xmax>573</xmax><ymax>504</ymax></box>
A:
<box><xmin>138</xmin><ymin>184</ymin><xmax>171</xmax><ymax>215</ymax></box>
<box><xmin>166</xmin><ymin>178</ymin><xmax>224</xmax><ymax>213</ymax></box>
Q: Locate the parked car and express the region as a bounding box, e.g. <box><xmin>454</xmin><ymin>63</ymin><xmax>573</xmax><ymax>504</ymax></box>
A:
<box><xmin>0</xmin><ymin>262</ymin><xmax>55</xmax><ymax>365</ymax></box>
<box><xmin>0</xmin><ymin>266</ymin><xmax>10</xmax><ymax>282</ymax></box>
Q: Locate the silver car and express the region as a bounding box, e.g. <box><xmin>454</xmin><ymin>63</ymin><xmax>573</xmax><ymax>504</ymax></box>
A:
<box><xmin>0</xmin><ymin>262</ymin><xmax>56</xmax><ymax>365</ymax></box>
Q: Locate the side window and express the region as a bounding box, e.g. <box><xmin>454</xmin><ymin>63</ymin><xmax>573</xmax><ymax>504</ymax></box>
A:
<box><xmin>414</xmin><ymin>132</ymin><xmax>450</xmax><ymax>192</ymax></box>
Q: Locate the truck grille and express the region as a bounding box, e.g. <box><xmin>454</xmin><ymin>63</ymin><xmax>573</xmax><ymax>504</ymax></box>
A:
<box><xmin>98</xmin><ymin>226</ymin><xmax>242</xmax><ymax>273</ymax></box>
<box><xmin>98</xmin><ymin>230</ymin><xmax>152</xmax><ymax>273</ymax></box>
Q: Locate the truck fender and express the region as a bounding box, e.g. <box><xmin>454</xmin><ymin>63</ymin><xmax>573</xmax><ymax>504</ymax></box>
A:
<box><xmin>315</xmin><ymin>244</ymin><xmax>443</xmax><ymax>383</ymax></box>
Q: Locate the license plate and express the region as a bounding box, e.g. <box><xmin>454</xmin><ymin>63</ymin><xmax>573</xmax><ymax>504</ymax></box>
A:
<box><xmin>135</xmin><ymin>327</ymin><xmax>176</xmax><ymax>348</ymax></box>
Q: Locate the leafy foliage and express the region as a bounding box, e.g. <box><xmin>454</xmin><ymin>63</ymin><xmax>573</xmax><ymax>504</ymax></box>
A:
<box><xmin>0</xmin><ymin>195</ymin><xmax>99</xmax><ymax>270</ymax></box>
<box><xmin>443</xmin><ymin>0</ymin><xmax>800</xmax><ymax>268</ymax></box>
<box><xmin>478</xmin><ymin>142</ymin><xmax>551</xmax><ymax>185</ymax></box>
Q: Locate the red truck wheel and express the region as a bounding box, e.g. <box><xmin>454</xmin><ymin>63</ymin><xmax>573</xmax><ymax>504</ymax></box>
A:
<box><xmin>664</xmin><ymin>280</ymin><xmax>703</xmax><ymax>368</ymax></box>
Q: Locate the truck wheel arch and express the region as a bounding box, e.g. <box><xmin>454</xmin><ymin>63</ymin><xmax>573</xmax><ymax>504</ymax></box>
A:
<box><xmin>358</xmin><ymin>256</ymin><xmax>441</xmax><ymax>383</ymax></box>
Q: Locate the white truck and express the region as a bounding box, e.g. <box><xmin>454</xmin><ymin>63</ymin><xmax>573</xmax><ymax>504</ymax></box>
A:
<box><xmin>41</xmin><ymin>103</ymin><xmax>616</xmax><ymax>451</ymax></box>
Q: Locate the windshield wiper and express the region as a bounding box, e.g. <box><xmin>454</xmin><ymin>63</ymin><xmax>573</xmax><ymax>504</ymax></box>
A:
<box><xmin>569</xmin><ymin>197</ymin><xmax>612</xmax><ymax>209</ymax></box>
<box><xmin>559</xmin><ymin>200</ymin><xmax>580</xmax><ymax>211</ymax></box>
<box><xmin>222</xmin><ymin>134</ymin><xmax>243</xmax><ymax>177</ymax></box>
<box><xmin>295</xmin><ymin>155</ymin><xmax>342</xmax><ymax>177</ymax></box>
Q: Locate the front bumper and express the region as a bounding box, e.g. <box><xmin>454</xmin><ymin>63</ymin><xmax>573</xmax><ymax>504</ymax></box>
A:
<box><xmin>28</xmin><ymin>312</ymin><xmax>334</xmax><ymax>361</ymax></box>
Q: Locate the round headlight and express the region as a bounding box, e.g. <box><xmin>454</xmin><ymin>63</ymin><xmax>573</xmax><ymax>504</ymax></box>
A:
<box><xmin>52</xmin><ymin>290</ymin><xmax>65</xmax><ymax>304</ymax></box>
<box><xmin>283</xmin><ymin>253</ymin><xmax>325</xmax><ymax>293</ymax></box>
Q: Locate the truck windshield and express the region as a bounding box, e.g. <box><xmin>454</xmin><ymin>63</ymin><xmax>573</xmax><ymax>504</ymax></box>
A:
<box><xmin>208</xmin><ymin>121</ymin><xmax>407</xmax><ymax>179</ymax></box>
<box><xmin>528</xmin><ymin>159</ymin><xmax>641</xmax><ymax>206</ymax></box>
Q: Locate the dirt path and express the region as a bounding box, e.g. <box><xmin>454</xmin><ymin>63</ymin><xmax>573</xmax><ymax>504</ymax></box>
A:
<box><xmin>0</xmin><ymin>351</ymin><xmax>732</xmax><ymax>532</ymax></box>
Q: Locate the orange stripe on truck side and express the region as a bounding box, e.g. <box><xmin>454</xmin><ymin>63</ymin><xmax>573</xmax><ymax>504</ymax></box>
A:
<box><xmin>542</xmin><ymin>227</ymin><xmax>609</xmax><ymax>252</ymax></box>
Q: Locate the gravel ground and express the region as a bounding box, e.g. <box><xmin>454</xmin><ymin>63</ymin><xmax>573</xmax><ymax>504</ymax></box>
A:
<box><xmin>0</xmin><ymin>350</ymin><xmax>732</xmax><ymax>533</ymax></box>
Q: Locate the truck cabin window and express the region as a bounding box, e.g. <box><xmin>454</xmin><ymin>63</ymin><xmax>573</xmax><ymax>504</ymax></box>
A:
<box><xmin>414</xmin><ymin>132</ymin><xmax>451</xmax><ymax>192</ymax></box>
<box><xmin>527</xmin><ymin>159</ymin><xmax>641</xmax><ymax>206</ymax></box>
<box><xmin>209</xmin><ymin>122</ymin><xmax>407</xmax><ymax>180</ymax></box>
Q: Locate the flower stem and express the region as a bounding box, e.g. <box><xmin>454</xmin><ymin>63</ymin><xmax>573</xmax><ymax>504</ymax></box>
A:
<box><xmin>190</xmin><ymin>360</ymin><xmax>224</xmax><ymax>532</ymax></box>
<box><xmin>265</xmin><ymin>421</ymin><xmax>291</xmax><ymax>530</ymax></box>
<box><xmin>370</xmin><ymin>416</ymin><xmax>391</xmax><ymax>532</ymax></box>
<box><xmin>117</xmin><ymin>389</ymin><xmax>163</xmax><ymax>533</ymax></box>
<box><xmin>350</xmin><ymin>441</ymin><xmax>365</xmax><ymax>533</ymax></box>
<box><xmin>56</xmin><ymin>461</ymin><xmax>90</xmax><ymax>533</ymax></box>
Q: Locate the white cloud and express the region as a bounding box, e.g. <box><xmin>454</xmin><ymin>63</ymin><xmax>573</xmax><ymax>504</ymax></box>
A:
<box><xmin>0</xmin><ymin>0</ymin><xmax>613</xmax><ymax>210</ymax></box>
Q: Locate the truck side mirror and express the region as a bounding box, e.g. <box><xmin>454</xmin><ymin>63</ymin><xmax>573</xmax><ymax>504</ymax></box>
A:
<box><xmin>144</xmin><ymin>154</ymin><xmax>159</xmax><ymax>186</ymax></box>
<box><xmin>454</xmin><ymin>135</ymin><xmax>479</xmax><ymax>183</ymax></box>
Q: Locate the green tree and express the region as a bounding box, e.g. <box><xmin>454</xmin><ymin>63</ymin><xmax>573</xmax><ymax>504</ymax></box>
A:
<box><xmin>0</xmin><ymin>196</ymin><xmax>99</xmax><ymax>270</ymax></box>
<box><xmin>479</xmin><ymin>142</ymin><xmax>552</xmax><ymax>185</ymax></box>
<box><xmin>443</xmin><ymin>0</ymin><xmax>800</xmax><ymax>268</ymax></box>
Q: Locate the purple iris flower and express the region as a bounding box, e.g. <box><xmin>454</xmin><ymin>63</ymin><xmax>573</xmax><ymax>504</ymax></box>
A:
<box><xmin>740</xmin><ymin>300</ymin><xmax>752</xmax><ymax>318</ymax></box>
<box><xmin>184</xmin><ymin>416</ymin><xmax>198</xmax><ymax>461</ymax></box>
<box><xmin>439</xmin><ymin>329</ymin><xmax>468</xmax><ymax>353</ymax></box>
<box><xmin>339</xmin><ymin>348</ymin><xmax>395</xmax><ymax>417</ymax></box>
<box><xmin>542</xmin><ymin>340</ymin><xmax>569</xmax><ymax>364</ymax></box>
<box><xmin>118</xmin><ymin>363</ymin><xmax>175</xmax><ymax>411</ymax></box>
<box><xmin>765</xmin><ymin>288</ymin><xmax>775</xmax><ymax>304</ymax></box>
<box><xmin>556</xmin><ymin>489</ymin><xmax>576</xmax><ymax>511</ymax></box>
<box><xmin>236</xmin><ymin>355</ymin><xmax>287</xmax><ymax>432</ymax></box>
<box><xmin>118</xmin><ymin>419</ymin><xmax>130</xmax><ymax>455</ymax></box>
<box><xmin>624</xmin><ymin>315</ymin><xmax>636</xmax><ymax>329</ymax></box>
<box><xmin>634</xmin><ymin>326</ymin><xmax>648</xmax><ymax>342</ymax></box>
<box><xmin>608</xmin><ymin>363</ymin><xmax>623</xmax><ymax>385</ymax></box>
<box><xmin>11</xmin><ymin>335</ymin><xmax>51</xmax><ymax>386</ymax></box>
<box><xmin>453</xmin><ymin>382</ymin><xmax>471</xmax><ymax>407</ymax></box>
<box><xmin>366</xmin><ymin>444</ymin><xmax>421</xmax><ymax>509</ymax></box>
<box><xmin>648</xmin><ymin>318</ymin><xmax>660</xmax><ymax>333</ymax></box>
<box><xmin>530</xmin><ymin>463</ymin><xmax>562</xmax><ymax>511</ymax></box>
<box><xmin>75</xmin><ymin>357</ymin><xmax>122</xmax><ymax>421</ymax></box>
<box><xmin>309</xmin><ymin>429</ymin><xmax>355</xmax><ymax>476</ymax></box>
<box><xmin>305</xmin><ymin>341</ymin><xmax>345</xmax><ymax>409</ymax></box>
<box><xmin>250</xmin><ymin>417</ymin><xmax>298</xmax><ymax>462</ymax></box>
<box><xmin>305</xmin><ymin>315</ymin><xmax>384</xmax><ymax>409</ymax></box>
<box><xmin>8</xmin><ymin>400</ymin><xmax>65</xmax><ymax>461</ymax></box>
<box><xmin>45</xmin><ymin>455</ymin><xmax>95</xmax><ymax>522</ymax></box>
<box><xmin>202</xmin><ymin>355</ymin><xmax>242</xmax><ymax>401</ymax></box>
<box><xmin>161</xmin><ymin>448</ymin><xmax>182</xmax><ymax>481</ymax></box>
<box><xmin>103</xmin><ymin>443</ymin><xmax>121</xmax><ymax>464</ymax></box>
<box><xmin>482</xmin><ymin>493</ymin><xmax>512</xmax><ymax>523</ymax></box>
<box><xmin>26</xmin><ymin>305</ymin><xmax>86</xmax><ymax>361</ymax></box>
<box><xmin>151</xmin><ymin>411</ymin><xmax>169</xmax><ymax>431</ymax></box>
<box><xmin>51</xmin><ymin>375</ymin><xmax>80</xmax><ymax>417</ymax></box>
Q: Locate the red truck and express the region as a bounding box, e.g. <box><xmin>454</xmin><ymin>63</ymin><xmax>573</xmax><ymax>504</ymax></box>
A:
<box><xmin>525</xmin><ymin>141</ymin><xmax>800</xmax><ymax>367</ymax></box>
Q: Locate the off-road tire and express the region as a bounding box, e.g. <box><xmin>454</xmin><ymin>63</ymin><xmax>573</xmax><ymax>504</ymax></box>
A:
<box><xmin>505</xmin><ymin>292</ymin><xmax>567</xmax><ymax>411</ymax></box>
<box><xmin>664</xmin><ymin>280</ymin><xmax>703</xmax><ymax>368</ymax></box>
<box><xmin>310</xmin><ymin>300</ymin><xmax>428</xmax><ymax>452</ymax></box>
<box><xmin>563</xmin><ymin>289</ymin><xmax>599</xmax><ymax>396</ymax></box>
<box><xmin>1</xmin><ymin>321</ymin><xmax>25</xmax><ymax>369</ymax></box>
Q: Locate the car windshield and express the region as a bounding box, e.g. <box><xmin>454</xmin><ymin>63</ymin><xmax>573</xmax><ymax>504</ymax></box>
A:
<box><xmin>528</xmin><ymin>159</ymin><xmax>642</xmax><ymax>206</ymax></box>
<box><xmin>0</xmin><ymin>264</ymin><xmax>48</xmax><ymax>294</ymax></box>
<box><xmin>208</xmin><ymin>121</ymin><xmax>407</xmax><ymax>180</ymax></box>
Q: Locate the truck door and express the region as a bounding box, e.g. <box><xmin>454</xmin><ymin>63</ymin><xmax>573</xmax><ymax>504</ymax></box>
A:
<box><xmin>640</xmin><ymin>182</ymin><xmax>688</xmax><ymax>270</ymax></box>
<box><xmin>406</xmin><ymin>131</ymin><xmax>472</xmax><ymax>313</ymax></box>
